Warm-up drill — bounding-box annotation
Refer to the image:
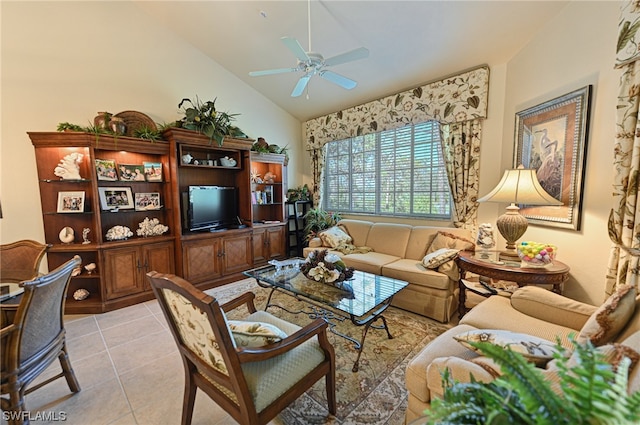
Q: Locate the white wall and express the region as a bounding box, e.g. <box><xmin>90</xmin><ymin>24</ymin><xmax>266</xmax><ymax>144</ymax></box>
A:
<box><xmin>0</xmin><ymin>1</ymin><xmax>302</xmax><ymax>246</ymax></box>
<box><xmin>499</xmin><ymin>1</ymin><xmax>619</xmax><ymax>304</ymax></box>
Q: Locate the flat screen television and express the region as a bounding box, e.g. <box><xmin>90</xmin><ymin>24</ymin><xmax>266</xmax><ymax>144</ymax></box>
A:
<box><xmin>183</xmin><ymin>185</ymin><xmax>238</xmax><ymax>232</ymax></box>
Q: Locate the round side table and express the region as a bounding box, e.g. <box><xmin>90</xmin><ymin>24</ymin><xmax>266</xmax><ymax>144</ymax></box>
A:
<box><xmin>456</xmin><ymin>250</ymin><xmax>570</xmax><ymax>319</ymax></box>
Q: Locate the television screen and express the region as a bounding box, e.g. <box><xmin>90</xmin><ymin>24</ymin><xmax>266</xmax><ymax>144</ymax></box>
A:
<box><xmin>184</xmin><ymin>186</ymin><xmax>237</xmax><ymax>231</ymax></box>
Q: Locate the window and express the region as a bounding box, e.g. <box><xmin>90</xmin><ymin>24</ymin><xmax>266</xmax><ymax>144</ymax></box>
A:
<box><xmin>323</xmin><ymin>121</ymin><xmax>451</xmax><ymax>219</ymax></box>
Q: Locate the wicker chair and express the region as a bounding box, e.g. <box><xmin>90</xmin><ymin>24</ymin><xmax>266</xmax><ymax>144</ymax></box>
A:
<box><xmin>146</xmin><ymin>271</ymin><xmax>336</xmax><ymax>425</ymax></box>
<box><xmin>0</xmin><ymin>240</ymin><xmax>51</xmax><ymax>282</ymax></box>
<box><xmin>1</xmin><ymin>256</ymin><xmax>81</xmax><ymax>425</ymax></box>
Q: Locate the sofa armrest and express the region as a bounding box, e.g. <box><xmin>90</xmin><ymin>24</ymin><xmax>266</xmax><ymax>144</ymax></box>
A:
<box><xmin>426</xmin><ymin>356</ymin><xmax>498</xmax><ymax>400</ymax></box>
<box><xmin>308</xmin><ymin>237</ymin><xmax>323</xmax><ymax>248</ymax></box>
<box><xmin>510</xmin><ymin>286</ymin><xmax>596</xmax><ymax>330</ymax></box>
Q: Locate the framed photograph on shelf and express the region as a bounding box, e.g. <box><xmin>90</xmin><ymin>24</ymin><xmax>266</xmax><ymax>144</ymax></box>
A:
<box><xmin>514</xmin><ymin>85</ymin><xmax>591</xmax><ymax>230</ymax></box>
<box><xmin>134</xmin><ymin>192</ymin><xmax>161</xmax><ymax>211</ymax></box>
<box><xmin>118</xmin><ymin>164</ymin><xmax>146</xmax><ymax>182</ymax></box>
<box><xmin>143</xmin><ymin>162</ymin><xmax>163</xmax><ymax>182</ymax></box>
<box><xmin>98</xmin><ymin>187</ymin><xmax>134</xmax><ymax>211</ymax></box>
<box><xmin>95</xmin><ymin>159</ymin><xmax>117</xmax><ymax>181</ymax></box>
<box><xmin>57</xmin><ymin>191</ymin><xmax>85</xmax><ymax>213</ymax></box>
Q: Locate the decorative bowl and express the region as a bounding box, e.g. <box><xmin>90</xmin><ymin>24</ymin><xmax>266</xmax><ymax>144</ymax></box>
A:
<box><xmin>517</xmin><ymin>241</ymin><xmax>557</xmax><ymax>268</ymax></box>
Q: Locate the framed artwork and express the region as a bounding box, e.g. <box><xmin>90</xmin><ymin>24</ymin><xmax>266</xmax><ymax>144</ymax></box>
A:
<box><xmin>135</xmin><ymin>192</ymin><xmax>161</xmax><ymax>211</ymax></box>
<box><xmin>98</xmin><ymin>187</ymin><xmax>134</xmax><ymax>210</ymax></box>
<box><xmin>95</xmin><ymin>159</ymin><xmax>117</xmax><ymax>181</ymax></box>
<box><xmin>143</xmin><ymin>162</ymin><xmax>163</xmax><ymax>182</ymax></box>
<box><xmin>118</xmin><ymin>164</ymin><xmax>146</xmax><ymax>182</ymax></box>
<box><xmin>57</xmin><ymin>191</ymin><xmax>85</xmax><ymax>213</ymax></box>
<box><xmin>514</xmin><ymin>85</ymin><xmax>591</xmax><ymax>230</ymax></box>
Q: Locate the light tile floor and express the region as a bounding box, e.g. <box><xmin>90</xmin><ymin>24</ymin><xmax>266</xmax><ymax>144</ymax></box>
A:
<box><xmin>2</xmin><ymin>298</ymin><xmax>262</xmax><ymax>425</ymax></box>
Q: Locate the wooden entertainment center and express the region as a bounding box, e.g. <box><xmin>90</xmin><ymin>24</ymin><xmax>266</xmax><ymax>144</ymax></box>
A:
<box><xmin>29</xmin><ymin>128</ymin><xmax>288</xmax><ymax>314</ymax></box>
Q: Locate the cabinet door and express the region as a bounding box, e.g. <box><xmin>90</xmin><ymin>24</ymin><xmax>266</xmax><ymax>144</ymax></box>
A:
<box><xmin>252</xmin><ymin>228</ymin><xmax>267</xmax><ymax>265</ymax></box>
<box><xmin>221</xmin><ymin>233</ymin><xmax>253</xmax><ymax>275</ymax></box>
<box><xmin>265</xmin><ymin>226</ymin><xmax>286</xmax><ymax>260</ymax></box>
<box><xmin>103</xmin><ymin>247</ymin><xmax>144</xmax><ymax>300</ymax></box>
<box><xmin>182</xmin><ymin>238</ymin><xmax>223</xmax><ymax>283</ymax></box>
<box><xmin>143</xmin><ymin>241</ymin><xmax>175</xmax><ymax>290</ymax></box>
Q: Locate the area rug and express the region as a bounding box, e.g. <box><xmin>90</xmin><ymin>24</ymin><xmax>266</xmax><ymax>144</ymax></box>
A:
<box><xmin>207</xmin><ymin>278</ymin><xmax>451</xmax><ymax>425</ymax></box>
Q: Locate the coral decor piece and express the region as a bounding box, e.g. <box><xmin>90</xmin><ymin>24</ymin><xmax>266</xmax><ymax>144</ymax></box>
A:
<box><xmin>54</xmin><ymin>152</ymin><xmax>84</xmax><ymax>180</ymax></box>
<box><xmin>300</xmin><ymin>249</ymin><xmax>354</xmax><ymax>289</ymax></box>
<box><xmin>106</xmin><ymin>225</ymin><xmax>133</xmax><ymax>241</ymax></box>
<box><xmin>73</xmin><ymin>288</ymin><xmax>90</xmax><ymax>301</ymax></box>
<box><xmin>136</xmin><ymin>217</ymin><xmax>169</xmax><ymax>237</ymax></box>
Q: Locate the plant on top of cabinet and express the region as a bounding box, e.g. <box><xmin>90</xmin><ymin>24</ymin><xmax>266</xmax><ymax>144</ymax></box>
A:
<box><xmin>174</xmin><ymin>97</ymin><xmax>248</xmax><ymax>146</ymax></box>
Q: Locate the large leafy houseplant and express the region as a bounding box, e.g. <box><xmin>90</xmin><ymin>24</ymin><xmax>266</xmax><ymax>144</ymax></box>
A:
<box><xmin>423</xmin><ymin>337</ymin><xmax>640</xmax><ymax>425</ymax></box>
<box><xmin>177</xmin><ymin>97</ymin><xmax>246</xmax><ymax>146</ymax></box>
<box><xmin>303</xmin><ymin>208</ymin><xmax>342</xmax><ymax>242</ymax></box>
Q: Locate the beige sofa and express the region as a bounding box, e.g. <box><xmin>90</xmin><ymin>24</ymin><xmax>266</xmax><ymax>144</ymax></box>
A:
<box><xmin>302</xmin><ymin>219</ymin><xmax>473</xmax><ymax>322</ymax></box>
<box><xmin>404</xmin><ymin>285</ymin><xmax>640</xmax><ymax>423</ymax></box>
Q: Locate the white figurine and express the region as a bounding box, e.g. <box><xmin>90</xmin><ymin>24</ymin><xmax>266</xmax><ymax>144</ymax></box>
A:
<box><xmin>476</xmin><ymin>223</ymin><xmax>496</xmax><ymax>249</ymax></box>
<box><xmin>53</xmin><ymin>152</ymin><xmax>84</xmax><ymax>180</ymax></box>
<box><xmin>82</xmin><ymin>228</ymin><xmax>91</xmax><ymax>244</ymax></box>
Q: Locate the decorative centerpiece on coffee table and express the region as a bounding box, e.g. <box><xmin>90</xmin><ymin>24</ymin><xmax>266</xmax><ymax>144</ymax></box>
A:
<box><xmin>300</xmin><ymin>249</ymin><xmax>354</xmax><ymax>291</ymax></box>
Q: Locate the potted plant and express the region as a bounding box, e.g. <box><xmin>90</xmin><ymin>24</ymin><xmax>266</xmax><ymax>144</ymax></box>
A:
<box><xmin>56</xmin><ymin>122</ymin><xmax>85</xmax><ymax>132</ymax></box>
<box><xmin>303</xmin><ymin>208</ymin><xmax>342</xmax><ymax>242</ymax></box>
<box><xmin>287</xmin><ymin>184</ymin><xmax>311</xmax><ymax>202</ymax></box>
<box><xmin>176</xmin><ymin>97</ymin><xmax>247</xmax><ymax>146</ymax></box>
<box><xmin>422</xmin><ymin>338</ymin><xmax>640</xmax><ymax>424</ymax></box>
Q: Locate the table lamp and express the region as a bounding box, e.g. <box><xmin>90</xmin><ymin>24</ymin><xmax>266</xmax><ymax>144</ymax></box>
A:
<box><xmin>477</xmin><ymin>165</ymin><xmax>562</xmax><ymax>260</ymax></box>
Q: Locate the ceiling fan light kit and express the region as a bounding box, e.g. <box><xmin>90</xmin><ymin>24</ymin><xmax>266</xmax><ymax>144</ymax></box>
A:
<box><xmin>249</xmin><ymin>0</ymin><xmax>369</xmax><ymax>97</ymax></box>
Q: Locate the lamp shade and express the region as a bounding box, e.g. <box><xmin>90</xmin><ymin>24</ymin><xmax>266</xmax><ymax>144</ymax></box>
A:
<box><xmin>477</xmin><ymin>165</ymin><xmax>562</xmax><ymax>206</ymax></box>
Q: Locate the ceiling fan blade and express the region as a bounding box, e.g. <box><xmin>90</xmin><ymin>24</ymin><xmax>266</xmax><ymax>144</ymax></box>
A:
<box><xmin>249</xmin><ymin>67</ymin><xmax>298</xmax><ymax>77</ymax></box>
<box><xmin>319</xmin><ymin>70</ymin><xmax>357</xmax><ymax>90</ymax></box>
<box><xmin>323</xmin><ymin>47</ymin><xmax>369</xmax><ymax>67</ymax></box>
<box><xmin>281</xmin><ymin>37</ymin><xmax>310</xmax><ymax>62</ymax></box>
<box><xmin>291</xmin><ymin>75</ymin><xmax>312</xmax><ymax>97</ymax></box>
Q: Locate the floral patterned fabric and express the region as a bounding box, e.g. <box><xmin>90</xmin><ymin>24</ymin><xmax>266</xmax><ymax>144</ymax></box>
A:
<box><xmin>304</xmin><ymin>66</ymin><xmax>489</xmax><ymax>149</ymax></box>
<box><xmin>305</xmin><ymin>66</ymin><xmax>488</xmax><ymax>223</ymax></box>
<box><xmin>162</xmin><ymin>288</ymin><xmax>229</xmax><ymax>375</ymax></box>
<box><xmin>607</xmin><ymin>1</ymin><xmax>640</xmax><ymax>296</ymax></box>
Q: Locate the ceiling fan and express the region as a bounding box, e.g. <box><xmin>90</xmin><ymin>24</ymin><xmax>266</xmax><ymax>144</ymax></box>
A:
<box><xmin>249</xmin><ymin>0</ymin><xmax>369</xmax><ymax>97</ymax></box>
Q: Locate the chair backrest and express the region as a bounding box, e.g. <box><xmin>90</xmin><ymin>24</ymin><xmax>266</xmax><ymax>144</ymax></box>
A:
<box><xmin>0</xmin><ymin>239</ymin><xmax>50</xmax><ymax>282</ymax></box>
<box><xmin>147</xmin><ymin>272</ymin><xmax>243</xmax><ymax>395</ymax></box>
<box><xmin>9</xmin><ymin>256</ymin><xmax>80</xmax><ymax>362</ymax></box>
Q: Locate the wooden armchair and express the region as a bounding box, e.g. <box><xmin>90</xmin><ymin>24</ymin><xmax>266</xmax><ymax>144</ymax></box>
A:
<box><xmin>1</xmin><ymin>256</ymin><xmax>81</xmax><ymax>425</ymax></box>
<box><xmin>0</xmin><ymin>240</ymin><xmax>51</xmax><ymax>282</ymax></box>
<box><xmin>146</xmin><ymin>271</ymin><xmax>336</xmax><ymax>425</ymax></box>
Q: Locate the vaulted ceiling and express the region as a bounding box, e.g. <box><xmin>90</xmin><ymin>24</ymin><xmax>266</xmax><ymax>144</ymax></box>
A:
<box><xmin>135</xmin><ymin>1</ymin><xmax>569</xmax><ymax>122</ymax></box>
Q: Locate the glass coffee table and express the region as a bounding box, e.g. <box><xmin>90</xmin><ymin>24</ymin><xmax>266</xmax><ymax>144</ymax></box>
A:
<box><xmin>243</xmin><ymin>259</ymin><xmax>408</xmax><ymax>372</ymax></box>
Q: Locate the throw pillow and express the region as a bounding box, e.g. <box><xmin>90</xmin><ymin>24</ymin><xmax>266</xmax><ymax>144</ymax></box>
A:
<box><xmin>427</xmin><ymin>231</ymin><xmax>475</xmax><ymax>255</ymax></box>
<box><xmin>566</xmin><ymin>342</ymin><xmax>639</xmax><ymax>373</ymax></box>
<box><xmin>577</xmin><ymin>284</ymin><xmax>636</xmax><ymax>346</ymax></box>
<box><xmin>227</xmin><ymin>320</ymin><xmax>288</xmax><ymax>348</ymax></box>
<box><xmin>454</xmin><ymin>329</ymin><xmax>559</xmax><ymax>366</ymax></box>
<box><xmin>319</xmin><ymin>225</ymin><xmax>352</xmax><ymax>248</ymax></box>
<box><xmin>422</xmin><ymin>247</ymin><xmax>460</xmax><ymax>269</ymax></box>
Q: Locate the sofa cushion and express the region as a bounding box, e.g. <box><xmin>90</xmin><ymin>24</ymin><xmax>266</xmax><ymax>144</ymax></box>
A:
<box><xmin>422</xmin><ymin>248</ymin><xmax>460</xmax><ymax>269</ymax></box>
<box><xmin>319</xmin><ymin>225</ymin><xmax>352</xmax><ymax>248</ymax></box>
<box><xmin>461</xmin><ymin>295</ymin><xmax>577</xmax><ymax>349</ymax></box>
<box><xmin>427</xmin><ymin>231</ymin><xmax>475</xmax><ymax>254</ymax></box>
<box><xmin>341</xmin><ymin>252</ymin><xmax>400</xmax><ymax>275</ymax></box>
<box><xmin>454</xmin><ymin>329</ymin><xmax>559</xmax><ymax>366</ymax></box>
<box><xmin>364</xmin><ymin>223</ymin><xmax>412</xmax><ymax>257</ymax></box>
<box><xmin>382</xmin><ymin>259</ymin><xmax>451</xmax><ymax>291</ymax></box>
<box><xmin>335</xmin><ymin>219</ymin><xmax>373</xmax><ymax>247</ymax></box>
<box><xmin>577</xmin><ymin>284</ymin><xmax>636</xmax><ymax>346</ymax></box>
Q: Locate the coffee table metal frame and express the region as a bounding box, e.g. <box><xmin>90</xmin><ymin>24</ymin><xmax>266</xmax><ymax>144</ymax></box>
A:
<box><xmin>243</xmin><ymin>261</ymin><xmax>408</xmax><ymax>372</ymax></box>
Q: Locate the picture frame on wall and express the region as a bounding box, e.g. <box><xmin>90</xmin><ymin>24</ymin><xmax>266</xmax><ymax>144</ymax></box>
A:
<box><xmin>134</xmin><ymin>192</ymin><xmax>161</xmax><ymax>211</ymax></box>
<box><xmin>514</xmin><ymin>85</ymin><xmax>592</xmax><ymax>230</ymax></box>
<box><xmin>98</xmin><ymin>187</ymin><xmax>134</xmax><ymax>211</ymax></box>
<box><xmin>57</xmin><ymin>191</ymin><xmax>85</xmax><ymax>213</ymax></box>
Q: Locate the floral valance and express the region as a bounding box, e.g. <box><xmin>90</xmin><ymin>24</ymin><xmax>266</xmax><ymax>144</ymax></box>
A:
<box><xmin>616</xmin><ymin>1</ymin><xmax>640</xmax><ymax>68</ymax></box>
<box><xmin>304</xmin><ymin>65</ymin><xmax>489</xmax><ymax>150</ymax></box>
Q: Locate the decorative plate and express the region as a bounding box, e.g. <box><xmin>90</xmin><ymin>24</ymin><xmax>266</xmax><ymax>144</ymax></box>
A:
<box><xmin>113</xmin><ymin>110</ymin><xmax>157</xmax><ymax>137</ymax></box>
